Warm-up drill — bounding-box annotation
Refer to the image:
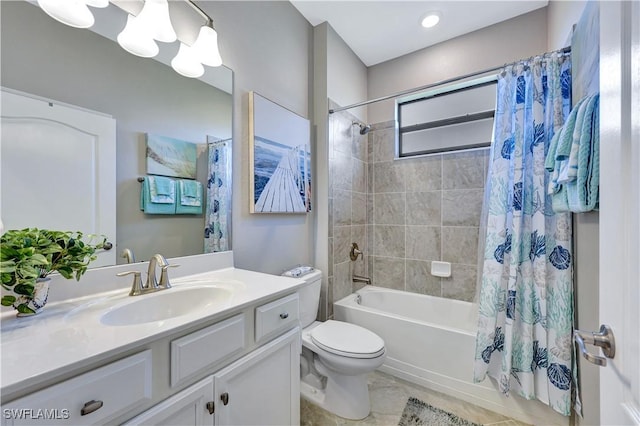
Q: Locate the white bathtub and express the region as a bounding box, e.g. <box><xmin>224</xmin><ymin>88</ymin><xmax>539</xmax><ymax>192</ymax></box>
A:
<box><xmin>334</xmin><ymin>286</ymin><xmax>568</xmax><ymax>426</ymax></box>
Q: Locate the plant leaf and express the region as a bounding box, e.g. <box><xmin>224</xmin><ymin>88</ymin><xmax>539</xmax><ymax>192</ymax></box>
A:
<box><xmin>1</xmin><ymin>295</ymin><xmax>16</xmax><ymax>306</ymax></box>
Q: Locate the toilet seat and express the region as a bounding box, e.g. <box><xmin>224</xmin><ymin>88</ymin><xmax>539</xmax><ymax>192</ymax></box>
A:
<box><xmin>310</xmin><ymin>320</ymin><xmax>385</xmax><ymax>359</ymax></box>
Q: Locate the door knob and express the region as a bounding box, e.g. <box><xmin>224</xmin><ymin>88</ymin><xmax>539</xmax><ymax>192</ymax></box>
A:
<box><xmin>574</xmin><ymin>324</ymin><xmax>615</xmax><ymax>366</ymax></box>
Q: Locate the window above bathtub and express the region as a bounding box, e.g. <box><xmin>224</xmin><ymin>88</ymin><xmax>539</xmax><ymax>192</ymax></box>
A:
<box><xmin>395</xmin><ymin>76</ymin><xmax>497</xmax><ymax>158</ymax></box>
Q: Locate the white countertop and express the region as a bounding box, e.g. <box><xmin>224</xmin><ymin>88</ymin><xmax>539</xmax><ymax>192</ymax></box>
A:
<box><xmin>0</xmin><ymin>267</ymin><xmax>305</xmax><ymax>399</ymax></box>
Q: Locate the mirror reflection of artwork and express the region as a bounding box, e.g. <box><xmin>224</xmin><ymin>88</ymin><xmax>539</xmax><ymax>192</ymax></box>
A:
<box><xmin>146</xmin><ymin>134</ymin><xmax>198</xmax><ymax>179</ymax></box>
<box><xmin>249</xmin><ymin>92</ymin><xmax>311</xmax><ymax>214</ymax></box>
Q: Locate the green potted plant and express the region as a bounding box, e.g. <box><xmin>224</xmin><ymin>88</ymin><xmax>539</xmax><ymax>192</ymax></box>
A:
<box><xmin>0</xmin><ymin>228</ymin><xmax>107</xmax><ymax>316</ymax></box>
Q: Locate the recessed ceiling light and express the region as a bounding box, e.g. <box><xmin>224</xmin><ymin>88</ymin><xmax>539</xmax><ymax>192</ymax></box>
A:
<box><xmin>421</xmin><ymin>12</ymin><xmax>441</xmax><ymax>29</ymax></box>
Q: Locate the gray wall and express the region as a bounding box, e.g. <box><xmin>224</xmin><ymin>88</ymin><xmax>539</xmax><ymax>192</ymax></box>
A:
<box><xmin>314</xmin><ymin>23</ymin><xmax>369</xmax><ymax>320</ymax></box>
<box><xmin>199</xmin><ymin>1</ymin><xmax>314</xmax><ymax>274</ymax></box>
<box><xmin>2</xmin><ymin>1</ymin><xmax>314</xmax><ymax>275</ymax></box>
<box><xmin>367</xmin><ymin>8</ymin><xmax>548</xmax><ymax>124</ymax></box>
<box><xmin>0</xmin><ymin>1</ymin><xmax>232</xmax><ymax>263</ymax></box>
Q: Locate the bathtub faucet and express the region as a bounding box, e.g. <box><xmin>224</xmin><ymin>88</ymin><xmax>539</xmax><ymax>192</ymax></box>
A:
<box><xmin>353</xmin><ymin>274</ymin><xmax>371</xmax><ymax>285</ymax></box>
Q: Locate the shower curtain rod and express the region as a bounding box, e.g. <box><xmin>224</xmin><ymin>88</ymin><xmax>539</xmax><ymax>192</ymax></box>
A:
<box><xmin>328</xmin><ymin>45</ymin><xmax>571</xmax><ymax>114</ymax></box>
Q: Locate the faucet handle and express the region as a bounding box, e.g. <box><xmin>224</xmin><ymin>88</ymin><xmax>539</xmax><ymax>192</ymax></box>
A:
<box><xmin>117</xmin><ymin>271</ymin><xmax>144</xmax><ymax>296</ymax></box>
<box><xmin>159</xmin><ymin>264</ymin><xmax>180</xmax><ymax>289</ymax></box>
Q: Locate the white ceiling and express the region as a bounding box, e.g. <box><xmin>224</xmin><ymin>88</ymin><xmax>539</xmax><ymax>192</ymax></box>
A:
<box><xmin>290</xmin><ymin>1</ymin><xmax>548</xmax><ymax>66</ymax></box>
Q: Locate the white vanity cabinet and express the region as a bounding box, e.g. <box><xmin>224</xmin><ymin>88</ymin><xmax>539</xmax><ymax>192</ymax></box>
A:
<box><xmin>213</xmin><ymin>328</ymin><xmax>300</xmax><ymax>426</ymax></box>
<box><xmin>123</xmin><ymin>376</ymin><xmax>214</xmax><ymax>426</ymax></box>
<box><xmin>1</xmin><ymin>351</ymin><xmax>153</xmax><ymax>426</ymax></box>
<box><xmin>123</xmin><ymin>295</ymin><xmax>300</xmax><ymax>426</ymax></box>
<box><xmin>0</xmin><ymin>268</ymin><xmax>304</xmax><ymax>426</ymax></box>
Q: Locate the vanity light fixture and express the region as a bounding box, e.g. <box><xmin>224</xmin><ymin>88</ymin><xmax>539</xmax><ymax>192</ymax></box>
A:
<box><xmin>192</xmin><ymin>20</ymin><xmax>223</xmax><ymax>67</ymax></box>
<box><xmin>117</xmin><ymin>14</ymin><xmax>160</xmax><ymax>58</ymax></box>
<box><xmin>117</xmin><ymin>0</ymin><xmax>175</xmax><ymax>58</ymax></box>
<box><xmin>37</xmin><ymin>0</ymin><xmax>224</xmax><ymax>77</ymax></box>
<box><xmin>421</xmin><ymin>12</ymin><xmax>441</xmax><ymax>29</ymax></box>
<box><xmin>171</xmin><ymin>43</ymin><xmax>205</xmax><ymax>78</ymax></box>
<box><xmin>37</xmin><ymin>0</ymin><xmax>108</xmax><ymax>29</ymax></box>
<box><xmin>130</xmin><ymin>0</ymin><xmax>176</xmax><ymax>43</ymax></box>
<box><xmin>182</xmin><ymin>1</ymin><xmax>224</xmax><ymax>69</ymax></box>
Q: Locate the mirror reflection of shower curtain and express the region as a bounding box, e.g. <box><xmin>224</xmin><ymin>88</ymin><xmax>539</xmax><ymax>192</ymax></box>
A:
<box><xmin>204</xmin><ymin>139</ymin><xmax>231</xmax><ymax>253</ymax></box>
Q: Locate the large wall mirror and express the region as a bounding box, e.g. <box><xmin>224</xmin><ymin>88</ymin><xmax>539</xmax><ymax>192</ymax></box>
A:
<box><xmin>0</xmin><ymin>1</ymin><xmax>233</xmax><ymax>266</ymax></box>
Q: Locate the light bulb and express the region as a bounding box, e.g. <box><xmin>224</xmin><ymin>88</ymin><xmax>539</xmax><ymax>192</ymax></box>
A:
<box><xmin>136</xmin><ymin>0</ymin><xmax>176</xmax><ymax>43</ymax></box>
<box><xmin>171</xmin><ymin>43</ymin><xmax>204</xmax><ymax>78</ymax></box>
<box><xmin>117</xmin><ymin>14</ymin><xmax>159</xmax><ymax>58</ymax></box>
<box><xmin>192</xmin><ymin>25</ymin><xmax>223</xmax><ymax>67</ymax></box>
<box><xmin>37</xmin><ymin>0</ymin><xmax>94</xmax><ymax>28</ymax></box>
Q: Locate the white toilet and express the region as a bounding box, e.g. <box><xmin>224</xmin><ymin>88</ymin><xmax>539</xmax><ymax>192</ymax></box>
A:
<box><xmin>292</xmin><ymin>268</ymin><xmax>386</xmax><ymax>420</ymax></box>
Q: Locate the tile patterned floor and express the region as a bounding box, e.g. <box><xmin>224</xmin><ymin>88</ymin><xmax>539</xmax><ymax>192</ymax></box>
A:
<box><xmin>300</xmin><ymin>371</ymin><xmax>531</xmax><ymax>426</ymax></box>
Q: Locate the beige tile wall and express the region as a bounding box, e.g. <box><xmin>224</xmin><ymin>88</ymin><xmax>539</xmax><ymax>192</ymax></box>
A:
<box><xmin>367</xmin><ymin>121</ymin><xmax>489</xmax><ymax>302</ymax></box>
<box><xmin>325</xmin><ymin>109</ymin><xmax>487</xmax><ymax>320</ymax></box>
<box><xmin>325</xmin><ymin>102</ymin><xmax>369</xmax><ymax>320</ymax></box>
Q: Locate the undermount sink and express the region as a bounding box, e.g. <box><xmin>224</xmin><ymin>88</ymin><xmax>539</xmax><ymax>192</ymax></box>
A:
<box><xmin>100</xmin><ymin>285</ymin><xmax>232</xmax><ymax>326</ymax></box>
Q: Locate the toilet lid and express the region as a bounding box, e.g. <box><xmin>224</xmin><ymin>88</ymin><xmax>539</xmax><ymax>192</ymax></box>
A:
<box><xmin>310</xmin><ymin>320</ymin><xmax>385</xmax><ymax>359</ymax></box>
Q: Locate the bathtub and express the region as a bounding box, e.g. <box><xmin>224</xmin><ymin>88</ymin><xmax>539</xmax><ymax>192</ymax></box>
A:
<box><xmin>334</xmin><ymin>286</ymin><xmax>568</xmax><ymax>426</ymax></box>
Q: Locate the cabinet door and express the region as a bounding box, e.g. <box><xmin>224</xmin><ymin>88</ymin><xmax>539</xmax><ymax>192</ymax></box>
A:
<box><xmin>123</xmin><ymin>377</ymin><xmax>214</xmax><ymax>426</ymax></box>
<box><xmin>214</xmin><ymin>328</ymin><xmax>300</xmax><ymax>426</ymax></box>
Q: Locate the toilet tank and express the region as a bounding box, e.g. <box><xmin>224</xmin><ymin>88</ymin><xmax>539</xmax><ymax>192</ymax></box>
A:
<box><xmin>291</xmin><ymin>269</ymin><xmax>322</xmax><ymax>328</ymax></box>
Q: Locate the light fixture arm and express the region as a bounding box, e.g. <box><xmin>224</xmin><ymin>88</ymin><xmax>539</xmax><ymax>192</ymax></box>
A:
<box><xmin>186</xmin><ymin>0</ymin><xmax>215</xmax><ymax>29</ymax></box>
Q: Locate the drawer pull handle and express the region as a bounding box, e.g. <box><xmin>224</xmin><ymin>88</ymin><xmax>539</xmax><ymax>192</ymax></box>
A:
<box><xmin>80</xmin><ymin>400</ymin><xmax>103</xmax><ymax>416</ymax></box>
<box><xmin>280</xmin><ymin>313</ymin><xmax>289</xmax><ymax>319</ymax></box>
<box><xmin>206</xmin><ymin>401</ymin><xmax>215</xmax><ymax>415</ymax></box>
<box><xmin>221</xmin><ymin>392</ymin><xmax>229</xmax><ymax>406</ymax></box>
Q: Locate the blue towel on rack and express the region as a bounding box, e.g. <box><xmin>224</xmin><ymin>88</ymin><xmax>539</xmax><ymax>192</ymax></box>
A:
<box><xmin>545</xmin><ymin>124</ymin><xmax>571</xmax><ymax>212</ymax></box>
<box><xmin>140</xmin><ymin>176</ymin><xmax>176</xmax><ymax>214</ymax></box>
<box><xmin>176</xmin><ymin>179</ymin><xmax>203</xmax><ymax>214</ymax></box>
<box><xmin>560</xmin><ymin>95</ymin><xmax>598</xmax><ymax>184</ymax></box>
<box><xmin>552</xmin><ymin>97</ymin><xmax>588</xmax><ymax>190</ymax></box>
<box><xmin>149</xmin><ymin>176</ymin><xmax>175</xmax><ymax>203</ymax></box>
<box><xmin>567</xmin><ymin>94</ymin><xmax>600</xmax><ymax>212</ymax></box>
<box><xmin>545</xmin><ymin>94</ymin><xmax>600</xmax><ymax>213</ymax></box>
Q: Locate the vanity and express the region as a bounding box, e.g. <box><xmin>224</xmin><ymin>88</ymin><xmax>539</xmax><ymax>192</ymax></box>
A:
<box><xmin>0</xmin><ymin>252</ymin><xmax>303</xmax><ymax>425</ymax></box>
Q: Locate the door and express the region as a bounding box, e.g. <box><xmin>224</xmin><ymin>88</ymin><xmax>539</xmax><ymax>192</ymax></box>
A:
<box><xmin>599</xmin><ymin>1</ymin><xmax>640</xmax><ymax>424</ymax></box>
<box><xmin>0</xmin><ymin>89</ymin><xmax>116</xmax><ymax>266</ymax></box>
<box><xmin>214</xmin><ymin>328</ymin><xmax>300</xmax><ymax>426</ymax></box>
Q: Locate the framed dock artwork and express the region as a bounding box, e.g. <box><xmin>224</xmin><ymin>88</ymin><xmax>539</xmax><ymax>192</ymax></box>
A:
<box><xmin>249</xmin><ymin>91</ymin><xmax>311</xmax><ymax>213</ymax></box>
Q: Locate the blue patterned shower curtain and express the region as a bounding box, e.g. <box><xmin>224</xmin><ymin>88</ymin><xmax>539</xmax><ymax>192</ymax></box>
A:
<box><xmin>204</xmin><ymin>140</ymin><xmax>231</xmax><ymax>253</ymax></box>
<box><xmin>474</xmin><ymin>55</ymin><xmax>575</xmax><ymax>416</ymax></box>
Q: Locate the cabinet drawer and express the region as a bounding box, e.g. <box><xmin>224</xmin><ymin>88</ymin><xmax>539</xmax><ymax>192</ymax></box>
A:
<box><xmin>255</xmin><ymin>293</ymin><xmax>299</xmax><ymax>343</ymax></box>
<box><xmin>3</xmin><ymin>350</ymin><xmax>152</xmax><ymax>426</ymax></box>
<box><xmin>171</xmin><ymin>314</ymin><xmax>245</xmax><ymax>387</ymax></box>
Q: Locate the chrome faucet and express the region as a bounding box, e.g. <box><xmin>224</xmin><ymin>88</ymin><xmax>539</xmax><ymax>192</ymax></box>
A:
<box><xmin>117</xmin><ymin>254</ymin><xmax>178</xmax><ymax>296</ymax></box>
<box><xmin>121</xmin><ymin>248</ymin><xmax>136</xmax><ymax>264</ymax></box>
<box><xmin>147</xmin><ymin>253</ymin><xmax>178</xmax><ymax>289</ymax></box>
<box><xmin>353</xmin><ymin>274</ymin><xmax>371</xmax><ymax>285</ymax></box>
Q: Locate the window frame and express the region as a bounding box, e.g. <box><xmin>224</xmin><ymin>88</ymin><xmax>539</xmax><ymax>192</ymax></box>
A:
<box><xmin>395</xmin><ymin>75</ymin><xmax>498</xmax><ymax>159</ymax></box>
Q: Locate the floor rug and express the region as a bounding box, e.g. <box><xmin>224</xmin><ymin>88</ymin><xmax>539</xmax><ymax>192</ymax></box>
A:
<box><xmin>398</xmin><ymin>397</ymin><xmax>483</xmax><ymax>426</ymax></box>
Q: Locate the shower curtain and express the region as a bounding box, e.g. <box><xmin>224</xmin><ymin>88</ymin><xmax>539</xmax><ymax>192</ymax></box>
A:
<box><xmin>204</xmin><ymin>140</ymin><xmax>231</xmax><ymax>253</ymax></box>
<box><xmin>474</xmin><ymin>54</ymin><xmax>575</xmax><ymax>416</ymax></box>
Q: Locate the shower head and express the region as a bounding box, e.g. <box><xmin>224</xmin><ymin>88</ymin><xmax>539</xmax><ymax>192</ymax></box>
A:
<box><xmin>352</xmin><ymin>121</ymin><xmax>371</xmax><ymax>135</ymax></box>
